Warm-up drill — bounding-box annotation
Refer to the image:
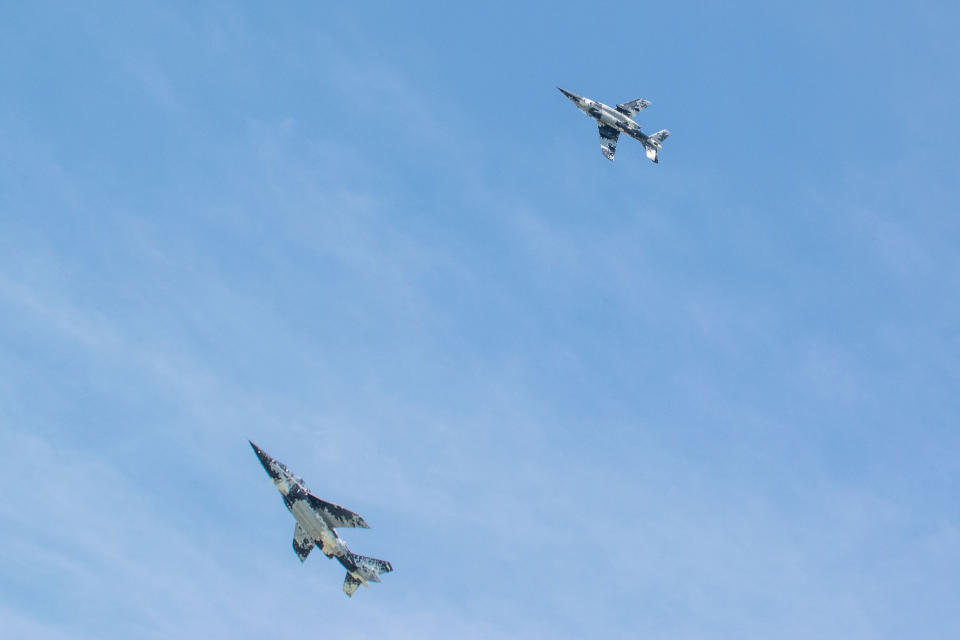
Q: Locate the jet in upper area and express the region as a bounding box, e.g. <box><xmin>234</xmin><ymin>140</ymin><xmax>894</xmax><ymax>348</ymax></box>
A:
<box><xmin>249</xmin><ymin>441</ymin><xmax>393</xmax><ymax>597</ymax></box>
<box><xmin>558</xmin><ymin>88</ymin><xmax>670</xmax><ymax>163</ymax></box>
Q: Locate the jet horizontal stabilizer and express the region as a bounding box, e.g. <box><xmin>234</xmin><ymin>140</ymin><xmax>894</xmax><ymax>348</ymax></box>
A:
<box><xmin>648</xmin><ymin>129</ymin><xmax>670</xmax><ymax>145</ymax></box>
<box><xmin>343</xmin><ymin>572</ymin><xmax>363</xmax><ymax>597</ymax></box>
<box><xmin>348</xmin><ymin>552</ymin><xmax>393</xmax><ymax>576</ymax></box>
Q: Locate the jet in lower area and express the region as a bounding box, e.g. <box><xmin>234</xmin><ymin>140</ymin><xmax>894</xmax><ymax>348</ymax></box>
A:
<box><xmin>558</xmin><ymin>88</ymin><xmax>670</xmax><ymax>163</ymax></box>
<box><xmin>250</xmin><ymin>441</ymin><xmax>393</xmax><ymax>596</ymax></box>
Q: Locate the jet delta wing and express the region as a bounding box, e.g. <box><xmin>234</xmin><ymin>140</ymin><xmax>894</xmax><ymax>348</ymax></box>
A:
<box><xmin>249</xmin><ymin>441</ymin><xmax>393</xmax><ymax>597</ymax></box>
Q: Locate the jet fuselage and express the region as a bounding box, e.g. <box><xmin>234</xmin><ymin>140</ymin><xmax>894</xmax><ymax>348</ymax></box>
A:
<box><xmin>559</xmin><ymin>89</ymin><xmax>652</xmax><ymax>145</ymax></box>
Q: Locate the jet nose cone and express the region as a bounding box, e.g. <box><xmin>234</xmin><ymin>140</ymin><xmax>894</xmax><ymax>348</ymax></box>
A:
<box><xmin>249</xmin><ymin>441</ymin><xmax>275</xmax><ymax>471</ymax></box>
<box><xmin>557</xmin><ymin>87</ymin><xmax>582</xmax><ymax>102</ymax></box>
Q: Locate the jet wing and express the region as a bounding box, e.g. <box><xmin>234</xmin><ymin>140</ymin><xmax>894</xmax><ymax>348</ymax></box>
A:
<box><xmin>306</xmin><ymin>493</ymin><xmax>371</xmax><ymax>529</ymax></box>
<box><xmin>598</xmin><ymin>124</ymin><xmax>619</xmax><ymax>161</ymax></box>
<box><xmin>615</xmin><ymin>98</ymin><xmax>650</xmax><ymax>118</ymax></box>
<box><xmin>292</xmin><ymin>522</ymin><xmax>315</xmax><ymax>562</ymax></box>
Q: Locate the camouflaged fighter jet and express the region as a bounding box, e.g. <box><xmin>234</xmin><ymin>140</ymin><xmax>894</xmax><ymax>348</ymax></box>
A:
<box><xmin>558</xmin><ymin>88</ymin><xmax>670</xmax><ymax>163</ymax></box>
<box><xmin>250</xmin><ymin>441</ymin><xmax>392</xmax><ymax>597</ymax></box>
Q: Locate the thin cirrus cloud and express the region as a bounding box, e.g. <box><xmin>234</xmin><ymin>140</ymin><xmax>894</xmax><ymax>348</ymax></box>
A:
<box><xmin>1</xmin><ymin>2</ymin><xmax>959</xmax><ymax>639</ymax></box>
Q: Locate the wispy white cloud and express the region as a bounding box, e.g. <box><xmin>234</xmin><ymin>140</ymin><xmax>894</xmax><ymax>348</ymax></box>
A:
<box><xmin>2</xmin><ymin>3</ymin><xmax>959</xmax><ymax>638</ymax></box>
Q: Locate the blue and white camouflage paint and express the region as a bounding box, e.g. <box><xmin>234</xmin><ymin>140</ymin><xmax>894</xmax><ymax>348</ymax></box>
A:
<box><xmin>250</xmin><ymin>441</ymin><xmax>393</xmax><ymax>597</ymax></box>
<box><xmin>558</xmin><ymin>88</ymin><xmax>670</xmax><ymax>163</ymax></box>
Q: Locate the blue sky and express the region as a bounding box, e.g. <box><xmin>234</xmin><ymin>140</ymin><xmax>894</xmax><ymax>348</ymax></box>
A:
<box><xmin>1</xmin><ymin>1</ymin><xmax>959</xmax><ymax>638</ymax></box>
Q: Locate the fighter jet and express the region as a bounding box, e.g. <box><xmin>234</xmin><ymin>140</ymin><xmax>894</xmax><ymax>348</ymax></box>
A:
<box><xmin>558</xmin><ymin>88</ymin><xmax>670</xmax><ymax>163</ymax></box>
<box><xmin>249</xmin><ymin>441</ymin><xmax>392</xmax><ymax>596</ymax></box>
